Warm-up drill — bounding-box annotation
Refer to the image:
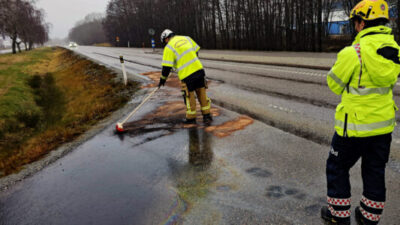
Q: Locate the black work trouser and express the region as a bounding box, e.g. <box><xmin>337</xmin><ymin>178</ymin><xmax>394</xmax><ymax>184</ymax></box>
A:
<box><xmin>326</xmin><ymin>132</ymin><xmax>391</xmax><ymax>222</ymax></box>
<box><xmin>326</xmin><ymin>132</ymin><xmax>391</xmax><ymax>202</ymax></box>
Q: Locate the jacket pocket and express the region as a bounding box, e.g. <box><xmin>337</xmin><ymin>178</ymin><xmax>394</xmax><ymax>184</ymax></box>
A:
<box><xmin>336</xmin><ymin>103</ymin><xmax>344</xmax><ymax>112</ymax></box>
<box><xmin>354</xmin><ymin>107</ymin><xmax>366</xmax><ymax>121</ymax></box>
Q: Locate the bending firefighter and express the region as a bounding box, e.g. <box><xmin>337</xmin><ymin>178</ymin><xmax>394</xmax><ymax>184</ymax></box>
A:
<box><xmin>158</xmin><ymin>29</ymin><xmax>212</xmax><ymax>124</ymax></box>
<box><xmin>321</xmin><ymin>0</ymin><xmax>400</xmax><ymax>224</ymax></box>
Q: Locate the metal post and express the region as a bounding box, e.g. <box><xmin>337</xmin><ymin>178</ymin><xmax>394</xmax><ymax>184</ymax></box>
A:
<box><xmin>120</xmin><ymin>56</ymin><xmax>128</xmax><ymax>86</ymax></box>
<box><xmin>151</xmin><ymin>38</ymin><xmax>155</xmax><ymax>52</ymax></box>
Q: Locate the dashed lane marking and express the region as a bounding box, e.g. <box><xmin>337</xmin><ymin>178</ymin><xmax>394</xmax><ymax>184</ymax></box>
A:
<box><xmin>89</xmin><ymin>51</ymin><xmax>400</xmax><ymax>88</ymax></box>
<box><xmin>268</xmin><ymin>104</ymin><xmax>295</xmax><ymax>113</ymax></box>
<box><xmin>207</xmin><ymin>61</ymin><xmax>400</xmax><ymax>87</ymax></box>
<box><xmin>205</xmin><ymin>61</ymin><xmax>327</xmax><ymax>77</ymax></box>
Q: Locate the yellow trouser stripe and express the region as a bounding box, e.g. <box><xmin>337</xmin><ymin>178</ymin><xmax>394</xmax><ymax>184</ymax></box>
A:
<box><xmin>201</xmin><ymin>98</ymin><xmax>211</xmax><ymax>111</ymax></box>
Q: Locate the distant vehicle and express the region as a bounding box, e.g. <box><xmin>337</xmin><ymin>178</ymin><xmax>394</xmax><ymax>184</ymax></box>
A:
<box><xmin>69</xmin><ymin>42</ymin><xmax>78</xmax><ymax>48</ymax></box>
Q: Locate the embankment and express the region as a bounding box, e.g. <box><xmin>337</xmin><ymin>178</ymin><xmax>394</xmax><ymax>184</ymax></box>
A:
<box><xmin>0</xmin><ymin>47</ymin><xmax>138</xmax><ymax>176</ymax></box>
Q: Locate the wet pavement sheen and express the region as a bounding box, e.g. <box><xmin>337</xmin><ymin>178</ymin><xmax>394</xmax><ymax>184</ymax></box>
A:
<box><xmin>0</xmin><ymin>95</ymin><xmax>254</xmax><ymax>225</ymax></box>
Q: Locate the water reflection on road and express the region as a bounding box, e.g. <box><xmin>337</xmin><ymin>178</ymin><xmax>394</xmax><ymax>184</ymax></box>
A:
<box><xmin>188</xmin><ymin>128</ymin><xmax>213</xmax><ymax>167</ymax></box>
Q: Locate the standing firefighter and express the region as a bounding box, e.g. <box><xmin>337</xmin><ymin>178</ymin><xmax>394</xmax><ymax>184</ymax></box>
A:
<box><xmin>158</xmin><ymin>29</ymin><xmax>212</xmax><ymax>124</ymax></box>
<box><xmin>321</xmin><ymin>0</ymin><xmax>400</xmax><ymax>224</ymax></box>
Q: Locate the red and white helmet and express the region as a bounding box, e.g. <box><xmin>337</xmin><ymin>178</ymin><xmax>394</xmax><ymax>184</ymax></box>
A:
<box><xmin>161</xmin><ymin>29</ymin><xmax>175</xmax><ymax>43</ymax></box>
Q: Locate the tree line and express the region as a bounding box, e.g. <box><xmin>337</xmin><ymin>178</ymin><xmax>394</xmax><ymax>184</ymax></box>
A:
<box><xmin>68</xmin><ymin>13</ymin><xmax>107</xmax><ymax>46</ymax></box>
<box><xmin>0</xmin><ymin>0</ymin><xmax>49</xmax><ymax>54</ymax></box>
<box><xmin>102</xmin><ymin>0</ymin><xmax>400</xmax><ymax>51</ymax></box>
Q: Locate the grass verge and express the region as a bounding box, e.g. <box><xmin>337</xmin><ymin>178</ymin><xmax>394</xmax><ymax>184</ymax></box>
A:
<box><xmin>0</xmin><ymin>47</ymin><xmax>138</xmax><ymax>176</ymax></box>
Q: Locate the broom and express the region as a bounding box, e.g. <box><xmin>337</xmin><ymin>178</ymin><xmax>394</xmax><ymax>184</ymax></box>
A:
<box><xmin>116</xmin><ymin>87</ymin><xmax>159</xmax><ymax>132</ymax></box>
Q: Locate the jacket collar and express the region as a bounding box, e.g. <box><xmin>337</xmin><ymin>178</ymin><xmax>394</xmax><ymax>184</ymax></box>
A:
<box><xmin>353</xmin><ymin>26</ymin><xmax>392</xmax><ymax>44</ymax></box>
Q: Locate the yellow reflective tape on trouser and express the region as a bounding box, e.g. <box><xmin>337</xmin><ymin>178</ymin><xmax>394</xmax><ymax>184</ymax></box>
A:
<box><xmin>335</xmin><ymin>118</ymin><xmax>395</xmax><ymax>132</ymax></box>
<box><xmin>201</xmin><ymin>98</ymin><xmax>211</xmax><ymax>111</ymax></box>
<box><xmin>328</xmin><ymin>70</ymin><xmax>346</xmax><ymax>88</ymax></box>
<box><xmin>161</xmin><ymin>75</ymin><xmax>167</xmax><ymax>80</ymax></box>
<box><xmin>185</xmin><ymin>96</ymin><xmax>196</xmax><ymax>115</ymax></box>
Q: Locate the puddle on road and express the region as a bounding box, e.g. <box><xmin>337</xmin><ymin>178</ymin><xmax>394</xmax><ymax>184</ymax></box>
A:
<box><xmin>162</xmin><ymin>193</ymin><xmax>189</xmax><ymax>225</ymax></box>
<box><xmin>165</xmin><ymin>130</ymin><xmax>217</xmax><ymax>224</ymax></box>
<box><xmin>115</xmin><ymin>72</ymin><xmax>255</xmax><ymax>223</ymax></box>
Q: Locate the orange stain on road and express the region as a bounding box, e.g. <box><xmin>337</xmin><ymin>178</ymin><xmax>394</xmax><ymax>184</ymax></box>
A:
<box><xmin>129</xmin><ymin>70</ymin><xmax>251</xmax><ymax>138</ymax></box>
<box><xmin>140</xmin><ymin>71</ymin><xmax>181</xmax><ymax>89</ymax></box>
<box><xmin>205</xmin><ymin>116</ymin><xmax>254</xmax><ymax>138</ymax></box>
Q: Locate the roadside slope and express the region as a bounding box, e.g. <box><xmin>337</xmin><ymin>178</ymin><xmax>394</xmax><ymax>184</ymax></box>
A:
<box><xmin>0</xmin><ymin>47</ymin><xmax>137</xmax><ymax>176</ymax></box>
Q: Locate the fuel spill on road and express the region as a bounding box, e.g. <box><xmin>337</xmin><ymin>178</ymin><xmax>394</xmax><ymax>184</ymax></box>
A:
<box><xmin>0</xmin><ymin>70</ymin><xmax>258</xmax><ymax>225</ymax></box>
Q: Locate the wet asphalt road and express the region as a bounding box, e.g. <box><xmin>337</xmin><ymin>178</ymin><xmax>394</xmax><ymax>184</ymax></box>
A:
<box><xmin>0</xmin><ymin>49</ymin><xmax>12</xmax><ymax>55</ymax></box>
<box><xmin>72</xmin><ymin>46</ymin><xmax>400</xmax><ymax>146</ymax></box>
<box><xmin>0</xmin><ymin>46</ymin><xmax>400</xmax><ymax>225</ymax></box>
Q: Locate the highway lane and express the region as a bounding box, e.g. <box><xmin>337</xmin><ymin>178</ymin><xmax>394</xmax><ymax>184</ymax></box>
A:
<box><xmin>1</xmin><ymin>46</ymin><xmax>399</xmax><ymax>225</ymax></box>
<box><xmin>74</xmin><ymin>46</ymin><xmax>400</xmax><ymax>145</ymax></box>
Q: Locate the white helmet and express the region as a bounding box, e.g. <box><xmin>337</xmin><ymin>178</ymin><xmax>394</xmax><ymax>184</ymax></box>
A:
<box><xmin>161</xmin><ymin>29</ymin><xmax>175</xmax><ymax>43</ymax></box>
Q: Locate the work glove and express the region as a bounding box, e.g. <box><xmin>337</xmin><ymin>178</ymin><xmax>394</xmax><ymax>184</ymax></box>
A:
<box><xmin>158</xmin><ymin>78</ymin><xmax>166</xmax><ymax>88</ymax></box>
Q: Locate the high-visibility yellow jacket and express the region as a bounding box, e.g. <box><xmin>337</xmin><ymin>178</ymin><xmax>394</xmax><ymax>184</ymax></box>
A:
<box><xmin>328</xmin><ymin>26</ymin><xmax>400</xmax><ymax>137</ymax></box>
<box><xmin>161</xmin><ymin>35</ymin><xmax>203</xmax><ymax>80</ymax></box>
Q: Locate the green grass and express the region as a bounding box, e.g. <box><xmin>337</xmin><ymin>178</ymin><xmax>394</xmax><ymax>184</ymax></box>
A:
<box><xmin>0</xmin><ymin>49</ymin><xmax>52</xmax><ymax>121</ymax></box>
<box><xmin>0</xmin><ymin>47</ymin><xmax>138</xmax><ymax>175</ymax></box>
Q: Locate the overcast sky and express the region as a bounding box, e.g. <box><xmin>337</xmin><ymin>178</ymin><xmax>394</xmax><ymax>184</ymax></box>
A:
<box><xmin>36</xmin><ymin>0</ymin><xmax>109</xmax><ymax>39</ymax></box>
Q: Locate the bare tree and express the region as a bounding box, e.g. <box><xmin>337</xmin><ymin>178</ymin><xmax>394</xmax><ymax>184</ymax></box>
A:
<box><xmin>0</xmin><ymin>0</ymin><xmax>48</xmax><ymax>53</ymax></box>
<box><xmin>102</xmin><ymin>0</ymin><xmax>347</xmax><ymax>51</ymax></box>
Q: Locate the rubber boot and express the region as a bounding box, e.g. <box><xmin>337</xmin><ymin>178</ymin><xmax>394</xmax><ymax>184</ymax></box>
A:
<box><xmin>321</xmin><ymin>206</ymin><xmax>350</xmax><ymax>225</ymax></box>
<box><xmin>355</xmin><ymin>206</ymin><xmax>378</xmax><ymax>225</ymax></box>
<box><xmin>203</xmin><ymin>114</ymin><xmax>213</xmax><ymax>125</ymax></box>
<box><xmin>184</xmin><ymin>118</ymin><xmax>196</xmax><ymax>124</ymax></box>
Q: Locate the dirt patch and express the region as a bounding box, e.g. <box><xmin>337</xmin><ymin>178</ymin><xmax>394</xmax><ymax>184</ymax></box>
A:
<box><xmin>205</xmin><ymin>116</ymin><xmax>254</xmax><ymax>138</ymax></box>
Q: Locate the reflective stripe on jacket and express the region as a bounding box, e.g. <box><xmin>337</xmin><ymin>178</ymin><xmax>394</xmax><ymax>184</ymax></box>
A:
<box><xmin>161</xmin><ymin>35</ymin><xmax>202</xmax><ymax>80</ymax></box>
<box><xmin>327</xmin><ymin>26</ymin><xmax>400</xmax><ymax>137</ymax></box>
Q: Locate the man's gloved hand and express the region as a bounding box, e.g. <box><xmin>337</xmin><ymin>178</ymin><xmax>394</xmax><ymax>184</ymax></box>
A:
<box><xmin>158</xmin><ymin>78</ymin><xmax>166</xmax><ymax>88</ymax></box>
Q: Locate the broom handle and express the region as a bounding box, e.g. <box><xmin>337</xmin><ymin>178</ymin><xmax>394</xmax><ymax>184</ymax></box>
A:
<box><xmin>121</xmin><ymin>87</ymin><xmax>159</xmax><ymax>124</ymax></box>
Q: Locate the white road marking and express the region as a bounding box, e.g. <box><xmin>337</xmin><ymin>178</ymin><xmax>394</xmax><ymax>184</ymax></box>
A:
<box><xmin>206</xmin><ymin>61</ymin><xmax>400</xmax><ymax>87</ymax></box>
<box><xmin>205</xmin><ymin>61</ymin><xmax>327</xmax><ymax>77</ymax></box>
<box><xmin>268</xmin><ymin>104</ymin><xmax>295</xmax><ymax>113</ymax></box>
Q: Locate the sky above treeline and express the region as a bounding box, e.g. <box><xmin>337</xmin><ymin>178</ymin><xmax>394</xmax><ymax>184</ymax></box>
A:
<box><xmin>36</xmin><ymin>0</ymin><xmax>109</xmax><ymax>39</ymax></box>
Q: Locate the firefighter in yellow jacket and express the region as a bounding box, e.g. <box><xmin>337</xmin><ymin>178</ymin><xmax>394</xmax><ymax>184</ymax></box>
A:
<box><xmin>321</xmin><ymin>0</ymin><xmax>400</xmax><ymax>224</ymax></box>
<box><xmin>158</xmin><ymin>29</ymin><xmax>212</xmax><ymax>124</ymax></box>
